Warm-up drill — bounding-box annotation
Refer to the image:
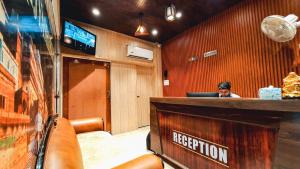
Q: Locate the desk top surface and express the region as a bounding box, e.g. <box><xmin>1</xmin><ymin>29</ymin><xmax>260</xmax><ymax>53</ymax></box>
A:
<box><xmin>150</xmin><ymin>97</ymin><xmax>300</xmax><ymax>113</ymax></box>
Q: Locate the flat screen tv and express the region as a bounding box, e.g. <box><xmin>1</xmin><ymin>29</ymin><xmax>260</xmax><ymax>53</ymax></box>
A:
<box><xmin>62</xmin><ymin>21</ymin><xmax>96</xmax><ymax>55</ymax></box>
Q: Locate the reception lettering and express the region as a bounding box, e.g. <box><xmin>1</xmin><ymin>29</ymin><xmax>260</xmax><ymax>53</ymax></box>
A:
<box><xmin>173</xmin><ymin>130</ymin><xmax>229</xmax><ymax>167</ymax></box>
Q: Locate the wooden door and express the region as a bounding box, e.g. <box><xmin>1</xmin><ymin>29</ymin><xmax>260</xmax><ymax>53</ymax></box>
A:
<box><xmin>110</xmin><ymin>63</ymin><xmax>137</xmax><ymax>134</ymax></box>
<box><xmin>136</xmin><ymin>66</ymin><xmax>154</xmax><ymax>127</ymax></box>
<box><xmin>68</xmin><ymin>62</ymin><xmax>110</xmax><ymax>130</ymax></box>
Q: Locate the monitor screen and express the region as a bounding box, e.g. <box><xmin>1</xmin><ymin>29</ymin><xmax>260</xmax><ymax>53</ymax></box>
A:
<box><xmin>186</xmin><ymin>92</ymin><xmax>219</xmax><ymax>97</ymax></box>
<box><xmin>62</xmin><ymin>21</ymin><xmax>96</xmax><ymax>55</ymax></box>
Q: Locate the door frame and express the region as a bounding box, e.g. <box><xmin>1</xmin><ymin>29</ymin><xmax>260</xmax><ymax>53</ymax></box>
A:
<box><xmin>62</xmin><ymin>56</ymin><xmax>111</xmax><ymax>132</ymax></box>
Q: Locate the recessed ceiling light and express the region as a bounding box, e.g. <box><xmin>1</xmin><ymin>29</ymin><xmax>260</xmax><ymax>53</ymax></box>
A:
<box><xmin>151</xmin><ymin>29</ymin><xmax>158</xmax><ymax>36</ymax></box>
<box><xmin>92</xmin><ymin>8</ymin><xmax>100</xmax><ymax>16</ymax></box>
<box><xmin>176</xmin><ymin>11</ymin><xmax>182</xmax><ymax>19</ymax></box>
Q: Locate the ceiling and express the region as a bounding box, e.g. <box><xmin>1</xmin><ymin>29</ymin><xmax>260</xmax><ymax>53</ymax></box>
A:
<box><xmin>61</xmin><ymin>0</ymin><xmax>242</xmax><ymax>43</ymax></box>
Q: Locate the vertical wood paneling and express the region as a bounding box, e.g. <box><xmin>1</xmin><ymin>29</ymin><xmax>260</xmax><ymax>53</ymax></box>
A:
<box><xmin>111</xmin><ymin>63</ymin><xmax>138</xmax><ymax>134</ymax></box>
<box><xmin>111</xmin><ymin>64</ymin><xmax>158</xmax><ymax>133</ymax></box>
<box><xmin>162</xmin><ymin>0</ymin><xmax>300</xmax><ymax>97</ymax></box>
<box><xmin>136</xmin><ymin>66</ymin><xmax>154</xmax><ymax>127</ymax></box>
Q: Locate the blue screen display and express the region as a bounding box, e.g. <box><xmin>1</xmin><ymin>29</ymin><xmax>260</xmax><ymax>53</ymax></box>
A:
<box><xmin>64</xmin><ymin>21</ymin><xmax>96</xmax><ymax>47</ymax></box>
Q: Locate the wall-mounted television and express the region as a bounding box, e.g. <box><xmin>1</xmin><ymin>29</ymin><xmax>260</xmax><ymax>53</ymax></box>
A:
<box><xmin>62</xmin><ymin>21</ymin><xmax>96</xmax><ymax>55</ymax></box>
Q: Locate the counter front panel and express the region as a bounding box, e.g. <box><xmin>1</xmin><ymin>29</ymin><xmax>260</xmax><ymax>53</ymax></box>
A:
<box><xmin>150</xmin><ymin>98</ymin><xmax>300</xmax><ymax>169</ymax></box>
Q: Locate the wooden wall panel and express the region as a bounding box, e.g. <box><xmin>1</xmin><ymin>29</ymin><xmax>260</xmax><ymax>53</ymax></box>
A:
<box><xmin>110</xmin><ymin>63</ymin><xmax>138</xmax><ymax>134</ymax></box>
<box><xmin>162</xmin><ymin>0</ymin><xmax>300</xmax><ymax>97</ymax></box>
<box><xmin>136</xmin><ymin>66</ymin><xmax>154</xmax><ymax>127</ymax></box>
<box><xmin>62</xmin><ymin>21</ymin><xmax>163</xmax><ymax>134</ymax></box>
<box><xmin>153</xmin><ymin>47</ymin><xmax>163</xmax><ymax>97</ymax></box>
<box><xmin>110</xmin><ymin>63</ymin><xmax>159</xmax><ymax>133</ymax></box>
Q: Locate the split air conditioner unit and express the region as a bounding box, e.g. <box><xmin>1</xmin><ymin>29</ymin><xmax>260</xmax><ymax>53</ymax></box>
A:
<box><xmin>127</xmin><ymin>45</ymin><xmax>153</xmax><ymax>61</ymax></box>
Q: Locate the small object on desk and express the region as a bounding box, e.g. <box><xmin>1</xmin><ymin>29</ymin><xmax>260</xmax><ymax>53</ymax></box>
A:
<box><xmin>282</xmin><ymin>72</ymin><xmax>300</xmax><ymax>99</ymax></box>
<box><xmin>258</xmin><ymin>85</ymin><xmax>282</xmax><ymax>100</ymax></box>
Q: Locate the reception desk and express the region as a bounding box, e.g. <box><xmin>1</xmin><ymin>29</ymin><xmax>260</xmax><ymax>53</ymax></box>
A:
<box><xmin>150</xmin><ymin>97</ymin><xmax>300</xmax><ymax>169</ymax></box>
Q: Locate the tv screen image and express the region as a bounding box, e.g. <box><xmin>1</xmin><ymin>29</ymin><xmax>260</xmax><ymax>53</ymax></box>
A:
<box><xmin>62</xmin><ymin>21</ymin><xmax>96</xmax><ymax>55</ymax></box>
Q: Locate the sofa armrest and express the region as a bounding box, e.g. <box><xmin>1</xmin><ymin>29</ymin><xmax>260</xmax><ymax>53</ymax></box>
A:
<box><xmin>70</xmin><ymin>117</ymin><xmax>104</xmax><ymax>134</ymax></box>
<box><xmin>112</xmin><ymin>154</ymin><xmax>164</xmax><ymax>169</ymax></box>
<box><xmin>43</xmin><ymin>118</ymin><xmax>84</xmax><ymax>169</ymax></box>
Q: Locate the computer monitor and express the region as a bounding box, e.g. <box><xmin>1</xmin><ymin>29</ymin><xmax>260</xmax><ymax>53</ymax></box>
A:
<box><xmin>186</xmin><ymin>92</ymin><xmax>219</xmax><ymax>97</ymax></box>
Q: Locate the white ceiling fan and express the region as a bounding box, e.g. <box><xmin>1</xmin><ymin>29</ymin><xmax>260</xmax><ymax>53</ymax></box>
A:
<box><xmin>261</xmin><ymin>14</ymin><xmax>300</xmax><ymax>42</ymax></box>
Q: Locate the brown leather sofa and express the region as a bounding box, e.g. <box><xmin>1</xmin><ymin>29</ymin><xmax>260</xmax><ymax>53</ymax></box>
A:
<box><xmin>43</xmin><ymin>117</ymin><xmax>163</xmax><ymax>169</ymax></box>
<box><xmin>44</xmin><ymin>118</ymin><xmax>84</xmax><ymax>169</ymax></box>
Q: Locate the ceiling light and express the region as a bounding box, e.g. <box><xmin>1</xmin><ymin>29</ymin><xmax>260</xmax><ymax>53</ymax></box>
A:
<box><xmin>137</xmin><ymin>0</ymin><xmax>146</xmax><ymax>8</ymax></box>
<box><xmin>73</xmin><ymin>59</ymin><xmax>80</xmax><ymax>64</ymax></box>
<box><xmin>136</xmin><ymin>25</ymin><xmax>148</xmax><ymax>35</ymax></box>
<box><xmin>176</xmin><ymin>11</ymin><xmax>182</xmax><ymax>19</ymax></box>
<box><xmin>167</xmin><ymin>15</ymin><xmax>175</xmax><ymax>21</ymax></box>
<box><xmin>64</xmin><ymin>37</ymin><xmax>72</xmax><ymax>44</ymax></box>
<box><xmin>92</xmin><ymin>8</ymin><xmax>100</xmax><ymax>16</ymax></box>
<box><xmin>140</xmin><ymin>26</ymin><xmax>145</xmax><ymax>33</ymax></box>
<box><xmin>151</xmin><ymin>29</ymin><xmax>158</xmax><ymax>36</ymax></box>
<box><xmin>165</xmin><ymin>4</ymin><xmax>176</xmax><ymax>22</ymax></box>
<box><xmin>135</xmin><ymin>13</ymin><xmax>149</xmax><ymax>36</ymax></box>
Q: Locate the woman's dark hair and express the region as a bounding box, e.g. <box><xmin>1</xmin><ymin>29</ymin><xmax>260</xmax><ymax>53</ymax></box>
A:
<box><xmin>218</xmin><ymin>81</ymin><xmax>231</xmax><ymax>90</ymax></box>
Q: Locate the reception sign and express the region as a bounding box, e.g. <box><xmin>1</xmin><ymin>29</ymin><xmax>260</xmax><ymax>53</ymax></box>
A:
<box><xmin>172</xmin><ymin>130</ymin><xmax>229</xmax><ymax>167</ymax></box>
<box><xmin>158</xmin><ymin>111</ymin><xmax>277</xmax><ymax>169</ymax></box>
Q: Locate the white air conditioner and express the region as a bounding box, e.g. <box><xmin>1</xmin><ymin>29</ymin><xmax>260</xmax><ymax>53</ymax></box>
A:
<box><xmin>127</xmin><ymin>45</ymin><xmax>153</xmax><ymax>61</ymax></box>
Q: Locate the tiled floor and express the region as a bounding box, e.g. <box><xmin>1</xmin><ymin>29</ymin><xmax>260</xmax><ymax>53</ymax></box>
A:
<box><xmin>77</xmin><ymin>126</ymin><xmax>173</xmax><ymax>169</ymax></box>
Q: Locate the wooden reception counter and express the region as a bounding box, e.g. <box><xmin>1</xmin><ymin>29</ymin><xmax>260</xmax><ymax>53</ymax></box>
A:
<box><xmin>149</xmin><ymin>97</ymin><xmax>300</xmax><ymax>169</ymax></box>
